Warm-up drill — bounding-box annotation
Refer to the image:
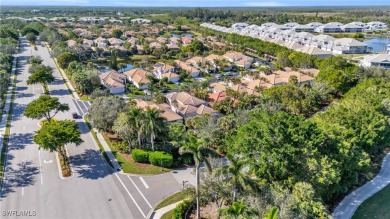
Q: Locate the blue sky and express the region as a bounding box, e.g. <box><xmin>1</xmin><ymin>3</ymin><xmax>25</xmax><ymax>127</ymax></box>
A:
<box><xmin>1</xmin><ymin>0</ymin><xmax>390</xmax><ymax>6</ymax></box>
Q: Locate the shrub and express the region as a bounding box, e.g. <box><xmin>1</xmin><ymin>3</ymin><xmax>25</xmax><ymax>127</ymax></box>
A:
<box><xmin>172</xmin><ymin>199</ymin><xmax>194</xmax><ymax>219</ymax></box>
<box><xmin>181</xmin><ymin>153</ymin><xmax>194</xmax><ymax>165</ymax></box>
<box><xmin>149</xmin><ymin>151</ymin><xmax>174</xmax><ymax>167</ymax></box>
<box><xmin>113</xmin><ymin>141</ymin><xmax>129</xmax><ymax>154</ymax></box>
<box><xmin>132</xmin><ymin>149</ymin><xmax>149</xmax><ymax>163</ymax></box>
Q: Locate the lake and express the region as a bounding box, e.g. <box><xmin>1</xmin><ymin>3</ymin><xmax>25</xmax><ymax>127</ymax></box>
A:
<box><xmin>363</xmin><ymin>36</ymin><xmax>390</xmax><ymax>53</ymax></box>
<box><xmin>172</xmin><ymin>33</ymin><xmax>193</xmax><ymax>38</ymax></box>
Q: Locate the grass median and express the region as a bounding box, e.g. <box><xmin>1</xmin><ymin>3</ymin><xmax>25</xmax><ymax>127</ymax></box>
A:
<box><xmin>0</xmin><ymin>58</ymin><xmax>18</xmax><ymax>183</ymax></box>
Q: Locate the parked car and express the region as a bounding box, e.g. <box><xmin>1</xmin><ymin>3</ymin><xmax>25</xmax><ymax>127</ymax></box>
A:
<box><xmin>72</xmin><ymin>112</ymin><xmax>78</xmax><ymax>119</ymax></box>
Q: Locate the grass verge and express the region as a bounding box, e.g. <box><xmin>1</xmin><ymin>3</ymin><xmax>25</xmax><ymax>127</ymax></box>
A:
<box><xmin>0</xmin><ymin>58</ymin><xmax>18</xmax><ymax>183</ymax></box>
<box><xmin>161</xmin><ymin>209</ymin><xmax>174</xmax><ymax>219</ymax></box>
<box><xmin>155</xmin><ymin>190</ymin><xmax>192</xmax><ymax>210</ymax></box>
<box><xmin>102</xmin><ymin>133</ymin><xmax>171</xmax><ymax>175</ymax></box>
<box><xmin>84</xmin><ymin>116</ymin><xmax>114</xmax><ymax>168</ymax></box>
<box><xmin>352</xmin><ymin>183</ymin><xmax>390</xmax><ymax>219</ymax></box>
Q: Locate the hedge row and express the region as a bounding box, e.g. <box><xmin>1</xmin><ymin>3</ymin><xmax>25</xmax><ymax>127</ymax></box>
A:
<box><xmin>173</xmin><ymin>199</ymin><xmax>194</xmax><ymax>219</ymax></box>
<box><xmin>131</xmin><ymin>149</ymin><xmax>173</xmax><ymax>167</ymax></box>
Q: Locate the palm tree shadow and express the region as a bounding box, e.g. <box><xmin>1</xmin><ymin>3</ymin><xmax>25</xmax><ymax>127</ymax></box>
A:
<box><xmin>71</xmin><ymin>149</ymin><xmax>113</xmax><ymax>180</ymax></box>
<box><xmin>0</xmin><ymin>160</ymin><xmax>39</xmax><ymax>198</ymax></box>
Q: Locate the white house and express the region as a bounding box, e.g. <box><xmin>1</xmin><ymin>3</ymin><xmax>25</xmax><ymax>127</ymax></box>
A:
<box><xmin>360</xmin><ymin>54</ymin><xmax>390</xmax><ymax>69</ymax></box>
<box><xmin>316</xmin><ymin>22</ymin><xmax>343</xmax><ymax>33</ymax></box>
<box><xmin>98</xmin><ymin>70</ymin><xmax>126</xmax><ymax>94</ymax></box>
<box><xmin>331</xmin><ymin>38</ymin><xmax>368</xmax><ymax>54</ymax></box>
<box><xmin>153</xmin><ymin>62</ymin><xmax>175</xmax><ymax>78</ymax></box>
<box><xmin>123</xmin><ymin>68</ymin><xmax>151</xmax><ymax>89</ymax></box>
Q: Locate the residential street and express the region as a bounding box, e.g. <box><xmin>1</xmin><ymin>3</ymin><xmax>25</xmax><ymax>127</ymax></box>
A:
<box><xmin>0</xmin><ymin>38</ymin><xmax>181</xmax><ymax>219</ymax></box>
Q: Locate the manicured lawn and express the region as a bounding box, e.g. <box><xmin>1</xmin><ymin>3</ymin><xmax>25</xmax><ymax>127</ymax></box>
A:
<box><xmin>161</xmin><ymin>209</ymin><xmax>174</xmax><ymax>219</ymax></box>
<box><xmin>352</xmin><ymin>183</ymin><xmax>390</xmax><ymax>219</ymax></box>
<box><xmin>102</xmin><ymin>133</ymin><xmax>172</xmax><ymax>175</ymax></box>
<box><xmin>155</xmin><ymin>190</ymin><xmax>192</xmax><ymax>210</ymax></box>
<box><xmin>131</xmin><ymin>55</ymin><xmax>156</xmax><ymax>61</ymax></box>
<box><xmin>79</xmin><ymin>95</ymin><xmax>90</xmax><ymax>101</ymax></box>
<box><xmin>164</xmin><ymin>83</ymin><xmax>179</xmax><ymax>90</ymax></box>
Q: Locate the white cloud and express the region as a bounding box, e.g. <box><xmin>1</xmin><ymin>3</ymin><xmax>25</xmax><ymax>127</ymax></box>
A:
<box><xmin>245</xmin><ymin>1</ymin><xmax>286</xmax><ymax>6</ymax></box>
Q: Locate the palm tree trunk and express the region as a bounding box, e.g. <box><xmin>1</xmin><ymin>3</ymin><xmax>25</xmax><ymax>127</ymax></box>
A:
<box><xmin>233</xmin><ymin>185</ymin><xmax>238</xmax><ymax>202</ymax></box>
<box><xmin>196</xmin><ymin>164</ymin><xmax>201</xmax><ymax>219</ymax></box>
<box><xmin>137</xmin><ymin>131</ymin><xmax>141</xmax><ymax>148</ymax></box>
<box><xmin>151</xmin><ymin>134</ymin><xmax>155</xmax><ymax>151</ymax></box>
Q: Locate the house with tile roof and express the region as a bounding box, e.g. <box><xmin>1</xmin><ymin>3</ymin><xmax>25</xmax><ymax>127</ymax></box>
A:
<box><xmin>98</xmin><ymin>70</ymin><xmax>126</xmax><ymax>93</ymax></box>
<box><xmin>174</xmin><ymin>60</ymin><xmax>200</xmax><ymax>78</ymax></box>
<box><xmin>123</xmin><ymin>68</ymin><xmax>151</xmax><ymax>89</ymax></box>
<box><xmin>134</xmin><ymin>99</ymin><xmax>183</xmax><ymax>122</ymax></box>
<box><xmin>153</xmin><ymin>62</ymin><xmax>175</xmax><ymax>78</ymax></box>
<box><xmin>164</xmin><ymin>92</ymin><xmax>217</xmax><ymax>118</ymax></box>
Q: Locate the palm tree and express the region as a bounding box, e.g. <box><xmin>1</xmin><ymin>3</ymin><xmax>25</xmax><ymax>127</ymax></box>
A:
<box><xmin>142</xmin><ymin>107</ymin><xmax>166</xmax><ymax>151</ymax></box>
<box><xmin>219</xmin><ymin>202</ymin><xmax>258</xmax><ymax>219</ymax></box>
<box><xmin>215</xmin><ymin>154</ymin><xmax>259</xmax><ymax>202</ymax></box>
<box><xmin>127</xmin><ymin>107</ymin><xmax>144</xmax><ymax>149</ymax></box>
<box><xmin>179</xmin><ymin>135</ymin><xmax>217</xmax><ymax>219</ymax></box>
<box><xmin>264</xmin><ymin>206</ymin><xmax>279</xmax><ymax>219</ymax></box>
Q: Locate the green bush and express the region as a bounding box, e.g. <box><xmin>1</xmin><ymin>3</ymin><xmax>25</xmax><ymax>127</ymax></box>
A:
<box><xmin>132</xmin><ymin>149</ymin><xmax>149</xmax><ymax>163</ymax></box>
<box><xmin>173</xmin><ymin>199</ymin><xmax>193</xmax><ymax>219</ymax></box>
<box><xmin>181</xmin><ymin>153</ymin><xmax>194</xmax><ymax>165</ymax></box>
<box><xmin>113</xmin><ymin>141</ymin><xmax>129</xmax><ymax>154</ymax></box>
<box><xmin>149</xmin><ymin>151</ymin><xmax>173</xmax><ymax>167</ymax></box>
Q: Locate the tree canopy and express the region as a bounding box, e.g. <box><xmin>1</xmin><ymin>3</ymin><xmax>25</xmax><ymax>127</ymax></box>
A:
<box><xmin>24</xmin><ymin>95</ymin><xmax>69</xmax><ymax>122</ymax></box>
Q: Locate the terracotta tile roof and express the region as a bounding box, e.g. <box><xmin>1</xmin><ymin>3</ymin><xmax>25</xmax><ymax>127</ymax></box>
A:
<box><xmin>208</xmin><ymin>91</ymin><xmax>228</xmax><ymax>103</ymax></box>
<box><xmin>165</xmin><ymin>92</ymin><xmax>206</xmax><ymax>106</ymax></box>
<box><xmin>98</xmin><ymin>70</ymin><xmax>126</xmax><ymax>88</ymax></box>
<box><xmin>196</xmin><ymin>104</ymin><xmax>217</xmax><ymax>115</ymax></box>
<box><xmin>134</xmin><ymin>100</ymin><xmax>182</xmax><ymax>122</ymax></box>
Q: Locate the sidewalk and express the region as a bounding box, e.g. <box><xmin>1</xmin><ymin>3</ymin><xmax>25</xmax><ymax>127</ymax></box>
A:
<box><xmin>332</xmin><ymin>151</ymin><xmax>390</xmax><ymax>219</ymax></box>
<box><xmin>45</xmin><ymin>43</ymin><xmax>122</xmax><ymax>172</ymax></box>
<box><xmin>151</xmin><ymin>201</ymin><xmax>183</xmax><ymax>219</ymax></box>
<box><xmin>0</xmin><ymin>54</ymin><xmax>18</xmax><ymax>152</ymax></box>
<box><xmin>93</xmin><ymin>128</ymin><xmax>122</xmax><ymax>172</ymax></box>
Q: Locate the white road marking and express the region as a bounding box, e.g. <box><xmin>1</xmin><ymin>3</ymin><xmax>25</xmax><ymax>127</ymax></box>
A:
<box><xmin>128</xmin><ymin>175</ymin><xmax>152</xmax><ymax>208</ymax></box>
<box><xmin>38</xmin><ymin>150</ymin><xmax>43</xmax><ymax>185</ymax></box>
<box><xmin>114</xmin><ymin>173</ymin><xmax>146</xmax><ymax>218</ymax></box>
<box><xmin>23</xmin><ymin>126</ymin><xmax>25</xmax><ymax>130</ymax></box>
<box><xmin>43</xmin><ymin>160</ymin><xmax>53</xmax><ymax>164</ymax></box>
<box><xmin>140</xmin><ymin>177</ymin><xmax>149</xmax><ymax>189</ymax></box>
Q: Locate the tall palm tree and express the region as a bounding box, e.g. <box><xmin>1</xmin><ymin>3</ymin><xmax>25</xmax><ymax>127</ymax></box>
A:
<box><xmin>179</xmin><ymin>135</ymin><xmax>217</xmax><ymax>219</ymax></box>
<box><xmin>142</xmin><ymin>107</ymin><xmax>166</xmax><ymax>151</ymax></box>
<box><xmin>127</xmin><ymin>107</ymin><xmax>144</xmax><ymax>149</ymax></box>
<box><xmin>219</xmin><ymin>202</ymin><xmax>258</xmax><ymax>219</ymax></box>
<box><xmin>215</xmin><ymin>154</ymin><xmax>259</xmax><ymax>202</ymax></box>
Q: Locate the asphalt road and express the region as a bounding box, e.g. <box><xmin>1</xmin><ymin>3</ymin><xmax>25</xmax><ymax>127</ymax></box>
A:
<box><xmin>0</xmin><ymin>38</ymin><xmax>181</xmax><ymax>219</ymax></box>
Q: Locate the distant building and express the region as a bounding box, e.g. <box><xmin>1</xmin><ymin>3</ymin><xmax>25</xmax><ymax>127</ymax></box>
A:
<box><xmin>360</xmin><ymin>54</ymin><xmax>390</xmax><ymax>69</ymax></box>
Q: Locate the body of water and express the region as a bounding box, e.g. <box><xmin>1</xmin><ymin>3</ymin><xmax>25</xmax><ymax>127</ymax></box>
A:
<box><xmin>363</xmin><ymin>36</ymin><xmax>390</xmax><ymax>53</ymax></box>
<box><xmin>172</xmin><ymin>33</ymin><xmax>193</xmax><ymax>38</ymax></box>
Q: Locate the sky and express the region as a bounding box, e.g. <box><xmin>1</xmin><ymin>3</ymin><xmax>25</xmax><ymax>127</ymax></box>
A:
<box><xmin>1</xmin><ymin>0</ymin><xmax>390</xmax><ymax>7</ymax></box>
